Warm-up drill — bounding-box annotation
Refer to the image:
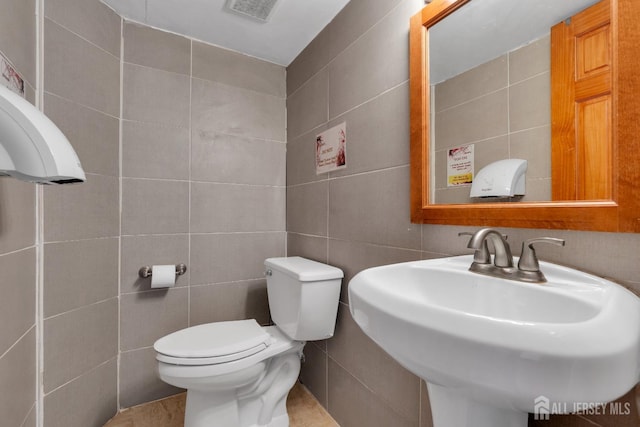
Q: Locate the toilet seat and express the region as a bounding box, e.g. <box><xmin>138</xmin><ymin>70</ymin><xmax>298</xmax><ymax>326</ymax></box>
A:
<box><xmin>154</xmin><ymin>319</ymin><xmax>272</xmax><ymax>366</ymax></box>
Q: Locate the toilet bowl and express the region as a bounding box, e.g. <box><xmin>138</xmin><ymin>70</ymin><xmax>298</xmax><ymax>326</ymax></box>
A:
<box><xmin>154</xmin><ymin>257</ymin><xmax>343</xmax><ymax>427</ymax></box>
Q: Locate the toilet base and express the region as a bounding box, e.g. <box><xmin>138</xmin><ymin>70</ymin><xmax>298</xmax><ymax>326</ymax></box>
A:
<box><xmin>182</xmin><ymin>351</ymin><xmax>301</xmax><ymax>427</ymax></box>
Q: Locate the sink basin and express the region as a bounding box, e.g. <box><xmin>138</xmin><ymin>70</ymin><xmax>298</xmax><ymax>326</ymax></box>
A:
<box><xmin>348</xmin><ymin>255</ymin><xmax>640</xmax><ymax>427</ymax></box>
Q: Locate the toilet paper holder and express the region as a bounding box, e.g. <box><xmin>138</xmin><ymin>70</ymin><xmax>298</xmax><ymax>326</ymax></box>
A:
<box><xmin>138</xmin><ymin>263</ymin><xmax>187</xmax><ymax>279</ymax></box>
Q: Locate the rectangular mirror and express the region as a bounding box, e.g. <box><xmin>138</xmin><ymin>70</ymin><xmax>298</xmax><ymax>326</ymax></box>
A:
<box><xmin>410</xmin><ymin>0</ymin><xmax>640</xmax><ymax>232</ymax></box>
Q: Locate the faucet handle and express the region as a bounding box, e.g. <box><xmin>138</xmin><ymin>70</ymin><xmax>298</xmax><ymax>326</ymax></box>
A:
<box><xmin>518</xmin><ymin>238</ymin><xmax>565</xmax><ymax>272</ymax></box>
<box><xmin>458</xmin><ymin>232</ymin><xmax>490</xmax><ymax>264</ymax></box>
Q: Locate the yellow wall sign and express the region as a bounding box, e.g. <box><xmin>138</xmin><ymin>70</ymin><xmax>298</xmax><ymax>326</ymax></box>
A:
<box><xmin>447</xmin><ymin>144</ymin><xmax>474</xmax><ymax>186</ymax></box>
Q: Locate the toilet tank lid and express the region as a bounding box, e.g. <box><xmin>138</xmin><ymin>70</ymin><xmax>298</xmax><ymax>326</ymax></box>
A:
<box><xmin>265</xmin><ymin>257</ymin><xmax>343</xmax><ymax>282</ymax></box>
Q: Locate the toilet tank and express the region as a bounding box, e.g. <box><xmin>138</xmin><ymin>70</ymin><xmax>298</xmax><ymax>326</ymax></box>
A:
<box><xmin>264</xmin><ymin>257</ymin><xmax>343</xmax><ymax>341</ymax></box>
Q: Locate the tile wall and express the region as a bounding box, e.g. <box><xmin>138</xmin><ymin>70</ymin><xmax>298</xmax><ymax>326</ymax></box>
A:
<box><xmin>41</xmin><ymin>0</ymin><xmax>121</xmax><ymax>425</ymax></box>
<box><xmin>286</xmin><ymin>0</ymin><xmax>432</xmax><ymax>425</ymax></box>
<box><xmin>433</xmin><ymin>36</ymin><xmax>551</xmax><ymax>203</ymax></box>
<box><xmin>2</xmin><ymin>0</ymin><xmax>639</xmax><ymax>426</ymax></box>
<box><xmin>117</xmin><ymin>22</ymin><xmax>286</xmax><ymax>409</ymax></box>
<box><xmin>1</xmin><ymin>0</ymin><xmax>286</xmax><ymax>425</ymax></box>
<box><xmin>286</xmin><ymin>0</ymin><xmax>640</xmax><ymax>426</ymax></box>
<box><xmin>0</xmin><ymin>1</ymin><xmax>39</xmax><ymax>427</ymax></box>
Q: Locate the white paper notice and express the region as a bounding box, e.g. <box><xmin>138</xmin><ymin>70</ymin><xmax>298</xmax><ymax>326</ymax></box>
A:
<box><xmin>316</xmin><ymin>122</ymin><xmax>347</xmax><ymax>174</ymax></box>
<box><xmin>0</xmin><ymin>55</ymin><xmax>25</xmax><ymax>97</ymax></box>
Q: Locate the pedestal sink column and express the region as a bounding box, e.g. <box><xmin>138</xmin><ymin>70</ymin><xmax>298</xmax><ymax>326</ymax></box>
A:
<box><xmin>427</xmin><ymin>383</ymin><xmax>528</xmax><ymax>427</ymax></box>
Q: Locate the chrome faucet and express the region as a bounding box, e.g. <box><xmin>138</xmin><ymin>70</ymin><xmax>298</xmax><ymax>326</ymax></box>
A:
<box><xmin>459</xmin><ymin>228</ymin><xmax>565</xmax><ymax>283</ymax></box>
<box><xmin>464</xmin><ymin>228</ymin><xmax>513</xmax><ymax>268</ymax></box>
<box><xmin>517</xmin><ymin>237</ymin><xmax>565</xmax><ymax>282</ymax></box>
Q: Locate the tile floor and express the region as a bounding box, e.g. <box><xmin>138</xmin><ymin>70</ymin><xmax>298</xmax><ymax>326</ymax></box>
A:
<box><xmin>103</xmin><ymin>382</ymin><xmax>338</xmax><ymax>427</ymax></box>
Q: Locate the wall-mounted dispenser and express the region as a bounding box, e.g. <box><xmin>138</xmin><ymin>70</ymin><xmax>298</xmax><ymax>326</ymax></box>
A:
<box><xmin>0</xmin><ymin>85</ymin><xmax>86</xmax><ymax>184</ymax></box>
<box><xmin>470</xmin><ymin>159</ymin><xmax>527</xmax><ymax>198</ymax></box>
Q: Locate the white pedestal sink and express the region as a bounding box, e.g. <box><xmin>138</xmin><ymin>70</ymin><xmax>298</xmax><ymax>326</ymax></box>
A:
<box><xmin>348</xmin><ymin>255</ymin><xmax>640</xmax><ymax>427</ymax></box>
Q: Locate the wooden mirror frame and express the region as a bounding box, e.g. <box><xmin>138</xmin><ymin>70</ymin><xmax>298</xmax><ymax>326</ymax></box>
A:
<box><xmin>410</xmin><ymin>0</ymin><xmax>640</xmax><ymax>232</ymax></box>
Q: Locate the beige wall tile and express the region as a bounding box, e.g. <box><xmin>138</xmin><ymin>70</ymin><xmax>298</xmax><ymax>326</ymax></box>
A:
<box><xmin>44</xmin><ymin>298</ymin><xmax>118</xmax><ymax>392</ymax></box>
<box><xmin>327</xmin><ymin>359</ymin><xmax>415</xmax><ymax>427</ymax></box>
<box><xmin>122</xmin><ymin>120</ymin><xmax>190</xmax><ymax>180</ymax></box>
<box><xmin>0</xmin><ymin>329</ymin><xmax>36</xmax><ymax>427</ymax></box>
<box><xmin>286</xmin><ymin>182</ymin><xmax>328</xmax><ymax>237</ymax></box>
<box><xmin>44</xmin><ymin>19</ymin><xmax>120</xmax><ymax>116</ymax></box>
<box><xmin>192</xmin><ymin>78</ymin><xmax>286</xmax><ymax>142</ymax></box>
<box><xmin>328</xmin><ymin>303</ymin><xmax>421</xmax><ymax>422</ymax></box>
<box><xmin>44</xmin><ymin>93</ymin><xmax>119</xmax><ymax>177</ymax></box>
<box><xmin>121</xmin><ymin>178</ymin><xmax>189</xmax><ymax>235</ymax></box>
<box><xmin>523</xmin><ymin>178</ymin><xmax>552</xmax><ymax>202</ymax></box>
<box><xmin>0</xmin><ymin>179</ymin><xmax>35</xmax><ymax>254</ymax></box>
<box><xmin>119</xmin><ymin>347</ymin><xmax>183</xmax><ymax>409</ymax></box>
<box><xmin>286</xmin><ymin>68</ymin><xmax>328</xmax><ymax>140</ymax></box>
<box><xmin>328</xmin><ymin>167</ymin><xmax>421</xmax><ymax>249</ymax></box>
<box><xmin>192</xmin><ymin>132</ymin><xmax>286</xmax><ymax>185</ymax></box>
<box><xmin>434</xmin><ymin>55</ymin><xmax>507</xmax><ymax>112</ymax></box>
<box><xmin>287</xmin><ymin>233</ymin><xmax>329</xmax><ymax>264</ymax></box>
<box><xmin>510</xmin><ymin>126</ymin><xmax>551</xmax><ymax>180</ymax></box>
<box><xmin>327</xmin><ymin>0</ymin><xmax>419</xmax><ymax>119</ymax></box>
<box><xmin>286</xmin><ymin>125</ymin><xmax>329</xmax><ymax>186</ymax></box>
<box><xmin>43</xmin><ymin>359</ymin><xmax>117</xmax><ymax>427</ymax></box>
<box><xmin>434</xmin><ymin>89</ymin><xmax>509</xmax><ymax>149</ymax></box>
<box><xmin>509</xmin><ymin>72</ymin><xmax>550</xmax><ymax>132</ymax></box>
<box><xmin>43</xmin><ymin>173</ymin><xmax>119</xmax><ymax>242</ymax></box>
<box><xmin>474</xmin><ymin>135</ymin><xmax>510</xmax><ymax>171</ymax></box>
<box><xmin>327</xmin><ymin>239</ymin><xmax>421</xmax><ymax>303</ymax></box>
<box><xmin>190</xmin><ymin>232</ymin><xmax>285</xmax><ymax>285</ymax></box>
<box><xmin>287</xmin><ymin>27</ymin><xmax>330</xmax><ymax>97</ymax></box>
<box><xmin>509</xmin><ymin>35</ymin><xmax>550</xmax><ymax>84</ymax></box>
<box><xmin>327</xmin><ymin>0</ymin><xmax>408</xmax><ymax>61</ymax></box>
<box><xmin>190</xmin><ymin>280</ymin><xmax>270</xmax><ymax>326</ymax></box>
<box><xmin>45</xmin><ymin>0</ymin><xmax>121</xmax><ymax>57</ymax></box>
<box><xmin>22</xmin><ymin>405</ymin><xmax>37</xmax><ymax>427</ymax></box>
<box><xmin>43</xmin><ymin>238</ymin><xmax>118</xmax><ymax>317</ymax></box>
<box><xmin>120</xmin><ymin>288</ymin><xmax>188</xmax><ymax>351</ymax></box>
<box><xmin>328</xmin><ymin>82</ymin><xmax>410</xmax><ymax>178</ymax></box>
<box><xmin>0</xmin><ymin>0</ymin><xmax>36</xmax><ymax>86</ymax></box>
<box><xmin>193</xmin><ymin>41</ymin><xmax>285</xmax><ymax>97</ymax></box>
<box><xmin>191</xmin><ymin>183</ymin><xmax>285</xmax><ymax>233</ymax></box>
<box><xmin>124</xmin><ymin>23</ymin><xmax>190</xmax><ymax>75</ymax></box>
<box><xmin>123</xmin><ymin>63</ymin><xmax>190</xmax><ymax>127</ymax></box>
<box><xmin>434</xmin><ymin>186</ymin><xmax>474</xmax><ymax>205</ymax></box>
<box><xmin>120</xmin><ymin>234</ymin><xmax>189</xmax><ymax>294</ymax></box>
<box><xmin>299</xmin><ymin>342</ymin><xmax>328</xmax><ymax>408</ymax></box>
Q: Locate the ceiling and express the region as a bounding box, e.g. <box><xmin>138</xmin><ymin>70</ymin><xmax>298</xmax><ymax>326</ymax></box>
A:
<box><xmin>429</xmin><ymin>0</ymin><xmax>601</xmax><ymax>83</ymax></box>
<box><xmin>100</xmin><ymin>0</ymin><xmax>351</xmax><ymax>66</ymax></box>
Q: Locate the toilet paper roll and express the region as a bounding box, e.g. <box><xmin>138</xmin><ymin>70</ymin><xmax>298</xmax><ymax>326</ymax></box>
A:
<box><xmin>151</xmin><ymin>265</ymin><xmax>176</xmax><ymax>289</ymax></box>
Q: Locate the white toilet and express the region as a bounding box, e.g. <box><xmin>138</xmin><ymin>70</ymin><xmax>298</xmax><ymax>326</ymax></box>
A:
<box><xmin>153</xmin><ymin>257</ymin><xmax>343</xmax><ymax>427</ymax></box>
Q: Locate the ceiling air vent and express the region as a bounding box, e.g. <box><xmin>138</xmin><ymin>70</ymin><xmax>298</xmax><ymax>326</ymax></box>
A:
<box><xmin>224</xmin><ymin>0</ymin><xmax>279</xmax><ymax>23</ymax></box>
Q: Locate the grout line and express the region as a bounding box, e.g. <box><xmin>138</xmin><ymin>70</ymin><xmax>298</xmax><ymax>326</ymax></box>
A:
<box><xmin>0</xmin><ymin>324</ymin><xmax>37</xmax><ymax>363</ymax></box>
<box><xmin>187</xmin><ymin>38</ymin><xmax>193</xmax><ymax>327</ymax></box>
<box><xmin>287</xmin><ymin>164</ymin><xmax>409</xmax><ymax>189</ymax></box>
<box><xmin>43</xmin><ymin>356</ymin><xmax>117</xmax><ymax>397</ymax></box>
<box><xmin>36</xmin><ymin>0</ymin><xmax>45</xmax><ymax>425</ymax></box>
<box><xmin>42</xmin><ymin>90</ymin><xmax>120</xmax><ymax>121</ymax></box>
<box><xmin>116</xmin><ymin>15</ymin><xmax>125</xmax><ymax>412</ymax></box>
<box><xmin>43</xmin><ymin>16</ymin><xmax>120</xmax><ymax>61</ymax></box>
<box><xmin>43</xmin><ymin>296</ymin><xmax>119</xmax><ymax>322</ymax></box>
<box><xmin>287</xmin><ymin>0</ymin><xmax>413</xmax><ymax>100</ymax></box>
<box><xmin>288</xmin><ymin>79</ymin><xmax>409</xmax><ymax>142</ymax></box>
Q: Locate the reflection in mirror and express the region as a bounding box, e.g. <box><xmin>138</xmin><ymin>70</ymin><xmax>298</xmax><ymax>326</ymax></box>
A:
<box><xmin>410</xmin><ymin>0</ymin><xmax>640</xmax><ymax>232</ymax></box>
<box><xmin>428</xmin><ymin>0</ymin><xmax>599</xmax><ymax>204</ymax></box>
